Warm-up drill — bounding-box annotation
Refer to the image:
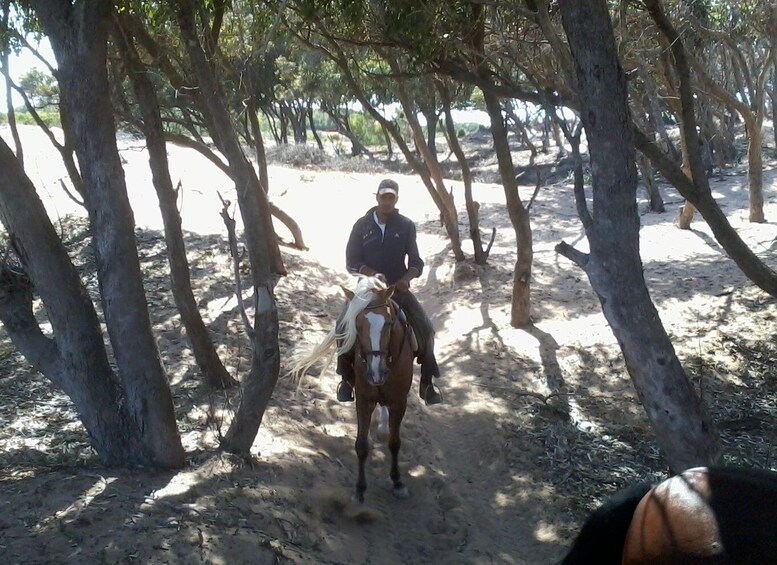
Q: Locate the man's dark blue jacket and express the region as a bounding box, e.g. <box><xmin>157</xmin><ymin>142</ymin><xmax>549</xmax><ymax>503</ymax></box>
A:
<box><xmin>346</xmin><ymin>207</ymin><xmax>424</xmax><ymax>285</ymax></box>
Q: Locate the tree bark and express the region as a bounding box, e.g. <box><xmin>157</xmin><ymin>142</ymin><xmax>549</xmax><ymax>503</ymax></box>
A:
<box><xmin>247</xmin><ymin>100</ymin><xmax>270</xmax><ymax>195</ymax></box>
<box><xmin>634</xmin><ymin>129</ymin><xmax>777</xmax><ymax>299</ymax></box>
<box><xmin>115</xmin><ymin>15</ymin><xmax>236</xmax><ymax>389</ymax></box>
<box><xmin>10</xmin><ymin>79</ymin><xmax>86</xmax><ymax>200</ymax></box>
<box><xmin>0</xmin><ymin>0</ymin><xmax>22</xmax><ymax>165</ymax></box>
<box><xmin>30</xmin><ymin>0</ymin><xmax>184</xmax><ymax>468</ymax></box>
<box><xmin>307</xmin><ymin>100</ymin><xmax>324</xmax><ymax>150</ymax></box>
<box><xmin>668</xmin><ymin>6</ymin><xmax>773</xmax><ymax>223</ymax></box>
<box><xmin>176</xmin><ymin>0</ymin><xmax>281</xmax><ymax>455</ymax></box>
<box><xmin>483</xmin><ymin>91</ymin><xmax>533</xmax><ymax>327</ymax></box>
<box><xmin>391</xmin><ymin>76</ymin><xmax>465</xmax><ymax>262</ymax></box>
<box><xmin>0</xmin><ymin>135</ymin><xmax>185</xmax><ymax>467</ymax></box>
<box><xmin>437</xmin><ymin>80</ymin><xmax>488</xmax><ymax>264</ymax></box>
<box><xmin>636</xmin><ymin>152</ymin><xmax>665</xmax><ymax>213</ymax></box>
<box><xmin>421</xmin><ymin>106</ymin><xmax>439</xmax><ymax>165</ymax></box>
<box><xmin>467</xmin><ymin>5</ymin><xmax>532</xmax><ymax>326</ymax></box>
<box><xmin>557</xmin><ymin>0</ymin><xmax>721</xmax><ymax>472</ymax></box>
<box><xmin>635</xmin><ymin>0</ymin><xmax>777</xmax><ymax>298</ymax></box>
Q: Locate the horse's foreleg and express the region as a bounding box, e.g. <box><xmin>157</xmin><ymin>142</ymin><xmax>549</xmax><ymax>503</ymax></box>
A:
<box><xmin>355</xmin><ymin>398</ymin><xmax>375</xmax><ymax>503</ymax></box>
<box><xmin>388</xmin><ymin>403</ymin><xmax>409</xmax><ymax>499</ymax></box>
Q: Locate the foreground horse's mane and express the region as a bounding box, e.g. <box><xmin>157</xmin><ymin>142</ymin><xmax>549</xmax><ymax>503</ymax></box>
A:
<box><xmin>286</xmin><ymin>276</ymin><xmax>387</xmax><ymax>386</ymax></box>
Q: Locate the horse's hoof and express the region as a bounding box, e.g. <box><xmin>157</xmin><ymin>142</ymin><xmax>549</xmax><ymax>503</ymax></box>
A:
<box><xmin>392</xmin><ymin>485</ymin><xmax>410</xmax><ymax>499</ymax></box>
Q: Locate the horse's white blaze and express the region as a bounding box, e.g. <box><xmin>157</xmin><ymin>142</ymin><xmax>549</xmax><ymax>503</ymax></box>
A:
<box><xmin>365</xmin><ymin>312</ymin><xmax>384</xmax><ymax>377</ymax></box>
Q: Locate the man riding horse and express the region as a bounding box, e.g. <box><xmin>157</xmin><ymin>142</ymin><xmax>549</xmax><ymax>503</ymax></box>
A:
<box><xmin>336</xmin><ymin>178</ymin><xmax>444</xmax><ymax>405</ymax></box>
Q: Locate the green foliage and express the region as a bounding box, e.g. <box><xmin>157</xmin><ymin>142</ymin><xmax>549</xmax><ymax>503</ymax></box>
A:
<box><xmin>705</xmin><ymin>0</ymin><xmax>770</xmax><ymax>36</ymax></box>
<box><xmin>455</xmin><ymin>122</ymin><xmax>480</xmax><ymax>137</ymax></box>
<box><xmin>13</xmin><ymin>109</ymin><xmax>60</xmax><ymax>127</ymax></box>
<box><xmin>18</xmin><ymin>68</ymin><xmax>58</xmax><ymax>108</ymax></box>
<box><xmin>348</xmin><ymin>112</ymin><xmax>384</xmax><ymax>146</ymax></box>
<box><xmin>310</xmin><ymin>109</ymin><xmax>335</xmax><ymax>131</ymax></box>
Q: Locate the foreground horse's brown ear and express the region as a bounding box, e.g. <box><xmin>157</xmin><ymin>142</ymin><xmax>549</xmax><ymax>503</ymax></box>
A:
<box><xmin>341</xmin><ymin>285</ymin><xmax>355</xmax><ymax>301</ymax></box>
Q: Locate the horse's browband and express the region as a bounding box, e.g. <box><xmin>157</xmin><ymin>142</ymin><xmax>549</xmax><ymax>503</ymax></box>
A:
<box><xmin>363</xmin><ymin>302</ymin><xmax>390</xmax><ymax>310</ymax></box>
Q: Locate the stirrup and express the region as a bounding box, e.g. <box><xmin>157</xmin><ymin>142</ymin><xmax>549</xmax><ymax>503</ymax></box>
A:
<box><xmin>421</xmin><ymin>383</ymin><xmax>443</xmax><ymax>405</ymax></box>
<box><xmin>337</xmin><ymin>380</ymin><xmax>354</xmax><ymax>402</ymax></box>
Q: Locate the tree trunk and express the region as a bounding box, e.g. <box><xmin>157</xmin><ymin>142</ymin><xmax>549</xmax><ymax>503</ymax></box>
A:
<box><xmin>708</xmin><ymin>107</ymin><xmax>737</xmax><ymax>168</ymax></box>
<box><xmin>772</xmin><ymin>64</ymin><xmax>777</xmax><ymax>155</ymax></box>
<box><xmin>308</xmin><ymin>100</ymin><xmax>324</xmax><ymax>150</ymax></box>
<box><xmin>0</xmin><ymin>134</ymin><xmax>186</xmax><ymax>467</ymax></box>
<box><xmin>380</xmin><ymin>121</ymin><xmax>394</xmax><ymax>159</ymax></box>
<box><xmin>541</xmin><ymin>114</ymin><xmax>550</xmax><ymax>153</ymax></box>
<box><xmin>558</xmin><ymin>0</ymin><xmax>721</xmax><ymax>472</ymax></box>
<box><xmin>385</xmin><ymin>66</ymin><xmax>464</xmax><ymax>262</ymax></box>
<box><xmin>317</xmin><ymin>41</ymin><xmax>465</xmax><ymax>260</ymax></box>
<box><xmin>115</xmin><ymin>16</ymin><xmax>236</xmax><ymax>389</ymax></box>
<box><xmin>31</xmin><ymin>0</ymin><xmax>185</xmax><ymax>468</ymax></box>
<box><xmin>636</xmin><ymin>152</ymin><xmax>665</xmax><ymax>213</ymax></box>
<box><xmin>677</xmin><ymin>202</ymin><xmax>697</xmax><ymax>230</ymax></box>
<box><xmin>438</xmin><ymin>81</ymin><xmax>488</xmax><ymax>264</ymax></box>
<box><xmin>221</xmin><ymin>284</ymin><xmax>279</xmax><ymax>451</ymax></box>
<box><xmin>743</xmin><ymin>113</ymin><xmax>765</xmax><ymax>223</ymax></box>
<box><xmin>247</xmin><ymin>100</ymin><xmax>270</xmax><ymax>195</ymax></box>
<box><xmin>0</xmin><ymin>52</ymin><xmax>23</xmax><ymax>167</ymax></box>
<box><xmin>670</xmin><ymin>28</ymin><xmax>770</xmax><ymax>223</ymax></box>
<box><xmin>422</xmin><ymin>107</ymin><xmax>439</xmax><ymax>164</ymax></box>
<box><xmin>675</xmin><ymin>132</ymin><xmax>698</xmax><ymax>229</ymax></box>
<box><xmin>176</xmin><ymin>0</ymin><xmax>281</xmax><ymax>455</ymax></box>
<box><xmin>635</xmin><ymin>131</ymin><xmax>777</xmax><ymax>299</ymax></box>
<box><xmin>552</xmin><ymin>119</ymin><xmax>567</xmax><ymax>158</ymax></box>
<box><xmin>637</xmin><ymin>0</ymin><xmax>777</xmax><ymax>299</ymax></box>
<box><xmin>641</xmin><ymin>69</ymin><xmax>681</xmax><ymax>164</ymax></box>
<box><xmin>321</xmin><ymin>107</ymin><xmax>374</xmax><ymax>158</ymax></box>
<box><xmin>7</xmin><ymin>78</ymin><xmax>85</xmax><ymax>199</ymax></box>
<box><xmin>465</xmin><ymin>5</ymin><xmax>532</xmax><ymax>325</ymax></box>
<box><xmin>243</xmin><ymin>100</ymin><xmax>307</xmax><ymax>249</ymax></box>
<box><xmin>483</xmin><ymin>91</ymin><xmax>533</xmax><ymax>327</ymax></box>
<box><xmin>0</xmin><ymin>0</ymin><xmax>22</xmax><ymax>165</ymax></box>
<box><xmin>399</xmin><ymin>99</ymin><xmax>464</xmax><ymax>261</ymax></box>
<box><xmin>505</xmin><ymin>103</ymin><xmax>537</xmax><ymax>155</ymax></box>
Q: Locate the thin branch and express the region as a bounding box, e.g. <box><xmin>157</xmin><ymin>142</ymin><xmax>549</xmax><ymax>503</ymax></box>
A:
<box><xmin>555</xmin><ymin>241</ymin><xmax>589</xmax><ymax>269</ymax></box>
<box><xmin>218</xmin><ymin>192</ymin><xmax>255</xmax><ymax>339</ymax></box>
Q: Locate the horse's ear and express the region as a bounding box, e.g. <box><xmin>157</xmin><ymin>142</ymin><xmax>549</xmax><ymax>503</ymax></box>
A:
<box><xmin>341</xmin><ymin>285</ymin><xmax>355</xmax><ymax>301</ymax></box>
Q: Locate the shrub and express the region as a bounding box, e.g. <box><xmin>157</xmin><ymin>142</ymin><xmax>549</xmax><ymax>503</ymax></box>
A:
<box><xmin>266</xmin><ymin>143</ymin><xmax>330</xmax><ymax>167</ymax></box>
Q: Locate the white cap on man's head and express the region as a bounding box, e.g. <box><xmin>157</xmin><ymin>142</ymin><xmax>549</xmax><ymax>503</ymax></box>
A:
<box><xmin>377</xmin><ymin>178</ymin><xmax>399</xmax><ymax>197</ymax></box>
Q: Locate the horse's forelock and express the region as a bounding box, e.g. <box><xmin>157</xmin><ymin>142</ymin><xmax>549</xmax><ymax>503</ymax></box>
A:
<box><xmin>355</xmin><ymin>275</ymin><xmax>387</xmax><ymax>295</ymax></box>
<box><xmin>336</xmin><ymin>277</ymin><xmax>384</xmax><ymax>355</ymax></box>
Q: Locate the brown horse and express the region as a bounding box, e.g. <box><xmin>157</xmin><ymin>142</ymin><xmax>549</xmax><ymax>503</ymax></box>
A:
<box><xmin>561</xmin><ymin>466</ymin><xmax>777</xmax><ymax>564</ymax></box>
<box><xmin>343</xmin><ymin>279</ymin><xmax>414</xmax><ymax>503</ymax></box>
<box><xmin>288</xmin><ymin>276</ymin><xmax>414</xmax><ymax>503</ymax></box>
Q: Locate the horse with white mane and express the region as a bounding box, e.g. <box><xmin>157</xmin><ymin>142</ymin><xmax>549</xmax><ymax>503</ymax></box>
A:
<box><xmin>288</xmin><ymin>276</ymin><xmax>415</xmax><ymax>502</ymax></box>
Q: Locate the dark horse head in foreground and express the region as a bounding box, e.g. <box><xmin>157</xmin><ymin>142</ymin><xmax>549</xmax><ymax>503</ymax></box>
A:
<box><xmin>289</xmin><ymin>276</ymin><xmax>414</xmax><ymax>503</ymax></box>
<box><xmin>561</xmin><ymin>465</ymin><xmax>777</xmax><ymax>564</ymax></box>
